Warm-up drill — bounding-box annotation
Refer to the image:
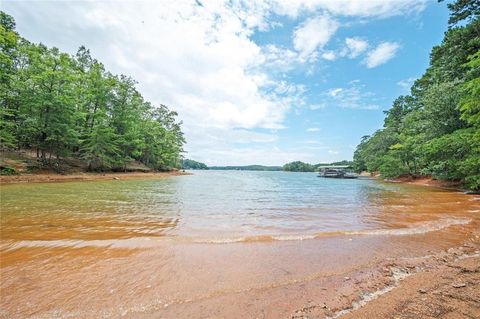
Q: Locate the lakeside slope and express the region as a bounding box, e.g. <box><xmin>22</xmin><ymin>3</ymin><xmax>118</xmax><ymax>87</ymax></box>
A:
<box><xmin>0</xmin><ymin>150</ymin><xmax>188</xmax><ymax>184</ymax></box>
<box><xmin>0</xmin><ymin>171</ymin><xmax>188</xmax><ymax>185</ymax></box>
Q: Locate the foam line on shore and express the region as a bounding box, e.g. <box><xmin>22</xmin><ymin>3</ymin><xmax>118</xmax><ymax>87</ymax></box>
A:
<box><xmin>190</xmin><ymin>217</ymin><xmax>471</xmax><ymax>244</ymax></box>
<box><xmin>0</xmin><ymin>218</ymin><xmax>471</xmax><ymax>250</ymax></box>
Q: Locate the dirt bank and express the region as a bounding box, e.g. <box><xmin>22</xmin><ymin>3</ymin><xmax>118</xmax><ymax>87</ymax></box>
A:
<box><xmin>385</xmin><ymin>175</ymin><xmax>465</xmax><ymax>190</ymax></box>
<box><xmin>0</xmin><ymin>150</ymin><xmax>190</xmax><ymax>185</ymax></box>
<box><xmin>0</xmin><ymin>170</ymin><xmax>189</xmax><ymax>185</ymax></box>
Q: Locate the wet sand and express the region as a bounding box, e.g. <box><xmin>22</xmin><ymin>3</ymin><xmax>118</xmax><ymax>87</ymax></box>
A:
<box><xmin>2</xmin><ymin>223</ymin><xmax>479</xmax><ymax>318</ymax></box>
<box><xmin>340</xmin><ymin>252</ymin><xmax>480</xmax><ymax>319</ymax></box>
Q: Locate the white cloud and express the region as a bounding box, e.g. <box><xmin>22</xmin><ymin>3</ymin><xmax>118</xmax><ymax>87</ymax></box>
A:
<box><xmin>306</xmin><ymin>127</ymin><xmax>320</xmax><ymax>132</ymax></box>
<box><xmin>321</xmin><ymin>50</ymin><xmax>336</xmax><ymax>61</ymax></box>
<box><xmin>261</xmin><ymin>44</ymin><xmax>299</xmax><ymax>72</ymax></box>
<box><xmin>328</xmin><ymin>150</ymin><xmax>339</xmax><ymax>155</ymax></box>
<box><xmin>341</xmin><ymin>37</ymin><xmax>368</xmax><ymax>58</ymax></box>
<box><xmin>309</xmin><ymin>103</ymin><xmax>326</xmax><ymax>110</ymax></box>
<box><xmin>328</xmin><ymin>88</ymin><xmax>343</xmax><ymax>97</ymax></box>
<box><xmin>195</xmin><ymin>146</ymin><xmax>319</xmax><ymax>166</ymax></box>
<box><xmin>364</xmin><ymin>42</ymin><xmax>400</xmax><ymax>68</ymax></box>
<box><xmin>293</xmin><ymin>15</ymin><xmax>339</xmax><ymax>60</ymax></box>
<box><xmin>272</xmin><ymin>0</ymin><xmax>427</xmax><ymax>19</ymax></box>
<box><xmin>79</xmin><ymin>1</ymin><xmax>290</xmax><ymax>130</ymax></box>
<box><xmin>322</xmin><ymin>81</ymin><xmax>379</xmax><ymax>109</ymax></box>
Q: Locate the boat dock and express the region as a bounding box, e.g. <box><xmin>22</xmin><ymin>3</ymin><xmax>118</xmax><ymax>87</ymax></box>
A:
<box><xmin>317</xmin><ymin>165</ymin><xmax>359</xmax><ymax>179</ymax></box>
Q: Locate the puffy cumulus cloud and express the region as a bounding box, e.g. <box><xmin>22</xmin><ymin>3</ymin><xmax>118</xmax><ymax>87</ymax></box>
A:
<box><xmin>271</xmin><ymin>0</ymin><xmax>427</xmax><ymax>19</ymax></box>
<box><xmin>322</xmin><ymin>81</ymin><xmax>379</xmax><ymax>110</ymax></box>
<box><xmin>341</xmin><ymin>37</ymin><xmax>369</xmax><ymax>58</ymax></box>
<box><xmin>82</xmin><ymin>1</ymin><xmax>291</xmax><ymax>130</ymax></box>
<box><xmin>293</xmin><ymin>15</ymin><xmax>339</xmax><ymax>60</ymax></box>
<box><xmin>364</xmin><ymin>42</ymin><xmax>401</xmax><ymax>68</ymax></box>
<box><xmin>184</xmin><ymin>126</ymin><xmax>277</xmax><ymax>149</ymax></box>
<box><xmin>321</xmin><ymin>51</ymin><xmax>336</xmax><ymax>61</ymax></box>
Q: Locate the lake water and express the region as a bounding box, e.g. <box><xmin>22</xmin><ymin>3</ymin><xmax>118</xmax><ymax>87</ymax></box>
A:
<box><xmin>0</xmin><ymin>170</ymin><xmax>473</xmax><ymax>243</ymax></box>
<box><xmin>1</xmin><ymin>171</ymin><xmax>479</xmax><ymax>318</ymax></box>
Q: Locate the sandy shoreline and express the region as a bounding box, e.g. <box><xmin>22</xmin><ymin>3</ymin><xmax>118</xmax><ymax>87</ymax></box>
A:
<box><xmin>0</xmin><ymin>170</ymin><xmax>189</xmax><ymax>185</ymax></box>
<box><xmin>118</xmin><ymin>224</ymin><xmax>479</xmax><ymax>319</ymax></box>
<box><xmin>291</xmin><ymin>236</ymin><xmax>480</xmax><ymax>319</ymax></box>
<box><xmin>341</xmin><ymin>252</ymin><xmax>480</xmax><ymax>318</ymax></box>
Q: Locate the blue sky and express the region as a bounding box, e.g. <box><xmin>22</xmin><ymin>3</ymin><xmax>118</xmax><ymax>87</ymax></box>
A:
<box><xmin>4</xmin><ymin>0</ymin><xmax>450</xmax><ymax>165</ymax></box>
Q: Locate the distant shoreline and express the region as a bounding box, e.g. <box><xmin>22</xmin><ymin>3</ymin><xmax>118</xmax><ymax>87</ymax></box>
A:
<box><xmin>2</xmin><ymin>170</ymin><xmax>473</xmax><ymax>194</ymax></box>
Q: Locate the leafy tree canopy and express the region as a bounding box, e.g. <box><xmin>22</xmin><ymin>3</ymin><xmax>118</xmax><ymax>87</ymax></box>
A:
<box><xmin>0</xmin><ymin>12</ymin><xmax>184</xmax><ymax>171</ymax></box>
<box><xmin>353</xmin><ymin>2</ymin><xmax>480</xmax><ymax>190</ymax></box>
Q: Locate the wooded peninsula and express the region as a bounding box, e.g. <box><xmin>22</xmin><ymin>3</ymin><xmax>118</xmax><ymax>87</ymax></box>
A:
<box><xmin>1</xmin><ymin>12</ymin><xmax>185</xmax><ymax>173</ymax></box>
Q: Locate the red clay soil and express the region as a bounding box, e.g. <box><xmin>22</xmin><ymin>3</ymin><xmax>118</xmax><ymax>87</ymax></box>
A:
<box><xmin>388</xmin><ymin>176</ymin><xmax>462</xmax><ymax>189</ymax></box>
<box><xmin>0</xmin><ymin>171</ymin><xmax>189</xmax><ymax>185</ymax></box>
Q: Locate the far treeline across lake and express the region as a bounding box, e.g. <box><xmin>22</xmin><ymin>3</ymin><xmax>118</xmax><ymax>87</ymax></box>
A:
<box><xmin>181</xmin><ymin>159</ymin><xmax>354</xmax><ymax>172</ymax></box>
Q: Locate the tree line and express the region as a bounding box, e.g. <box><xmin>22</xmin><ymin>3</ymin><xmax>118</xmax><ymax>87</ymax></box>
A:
<box><xmin>0</xmin><ymin>12</ymin><xmax>185</xmax><ymax>171</ymax></box>
<box><xmin>283</xmin><ymin>160</ymin><xmax>353</xmax><ymax>172</ymax></box>
<box><xmin>181</xmin><ymin>159</ymin><xmax>208</xmax><ymax>170</ymax></box>
<box><xmin>353</xmin><ymin>0</ymin><xmax>479</xmax><ymax>190</ymax></box>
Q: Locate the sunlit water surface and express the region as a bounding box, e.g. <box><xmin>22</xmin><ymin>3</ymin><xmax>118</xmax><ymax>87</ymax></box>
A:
<box><xmin>1</xmin><ymin>170</ymin><xmax>474</xmax><ymax>243</ymax></box>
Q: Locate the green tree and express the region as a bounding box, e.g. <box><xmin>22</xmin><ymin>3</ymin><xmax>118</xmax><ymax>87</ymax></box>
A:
<box><xmin>283</xmin><ymin>161</ymin><xmax>315</xmax><ymax>172</ymax></box>
<box><xmin>81</xmin><ymin>125</ymin><xmax>121</xmax><ymax>171</ymax></box>
<box><xmin>459</xmin><ymin>51</ymin><xmax>480</xmax><ymax>130</ymax></box>
<box><xmin>182</xmin><ymin>159</ymin><xmax>208</xmax><ymax>169</ymax></box>
<box><xmin>439</xmin><ymin>0</ymin><xmax>480</xmax><ymax>26</ymax></box>
<box><xmin>0</xmin><ymin>11</ymin><xmax>19</xmax><ymax>148</ymax></box>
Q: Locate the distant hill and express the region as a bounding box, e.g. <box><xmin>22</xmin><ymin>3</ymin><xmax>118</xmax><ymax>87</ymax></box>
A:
<box><xmin>183</xmin><ymin>160</ymin><xmax>353</xmax><ymax>172</ymax></box>
<box><xmin>283</xmin><ymin>161</ymin><xmax>314</xmax><ymax>172</ymax></box>
<box><xmin>181</xmin><ymin>159</ymin><xmax>208</xmax><ymax>170</ymax></box>
<box><xmin>208</xmin><ymin>165</ymin><xmax>282</xmax><ymax>171</ymax></box>
<box><xmin>283</xmin><ymin>160</ymin><xmax>354</xmax><ymax>172</ymax></box>
<box><xmin>313</xmin><ymin>160</ymin><xmax>354</xmax><ymax>169</ymax></box>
